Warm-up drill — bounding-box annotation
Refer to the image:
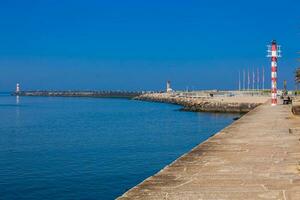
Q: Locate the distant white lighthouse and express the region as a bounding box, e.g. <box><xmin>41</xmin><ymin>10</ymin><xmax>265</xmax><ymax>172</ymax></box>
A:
<box><xmin>166</xmin><ymin>80</ymin><xmax>173</xmax><ymax>93</ymax></box>
<box><xmin>16</xmin><ymin>83</ymin><xmax>20</xmax><ymax>93</ymax></box>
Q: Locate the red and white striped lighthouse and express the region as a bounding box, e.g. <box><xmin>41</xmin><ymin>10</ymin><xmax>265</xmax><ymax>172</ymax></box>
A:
<box><xmin>267</xmin><ymin>40</ymin><xmax>281</xmax><ymax>106</ymax></box>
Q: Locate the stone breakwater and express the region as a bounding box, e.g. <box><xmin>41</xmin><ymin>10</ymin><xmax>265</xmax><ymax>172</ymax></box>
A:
<box><xmin>135</xmin><ymin>93</ymin><xmax>268</xmax><ymax>113</ymax></box>
<box><xmin>14</xmin><ymin>91</ymin><xmax>142</xmax><ymax>99</ymax></box>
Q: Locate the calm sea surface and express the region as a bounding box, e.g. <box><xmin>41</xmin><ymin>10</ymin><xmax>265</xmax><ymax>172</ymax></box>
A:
<box><xmin>0</xmin><ymin>94</ymin><xmax>239</xmax><ymax>200</ymax></box>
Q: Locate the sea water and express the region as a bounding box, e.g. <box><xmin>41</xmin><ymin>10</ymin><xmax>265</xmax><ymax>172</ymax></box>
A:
<box><xmin>0</xmin><ymin>94</ymin><xmax>239</xmax><ymax>200</ymax></box>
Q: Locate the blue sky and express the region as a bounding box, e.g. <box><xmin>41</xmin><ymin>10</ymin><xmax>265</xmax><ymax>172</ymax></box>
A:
<box><xmin>0</xmin><ymin>0</ymin><xmax>299</xmax><ymax>91</ymax></box>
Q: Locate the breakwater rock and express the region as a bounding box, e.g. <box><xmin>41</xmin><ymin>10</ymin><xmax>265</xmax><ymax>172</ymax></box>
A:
<box><xmin>135</xmin><ymin>93</ymin><xmax>267</xmax><ymax>113</ymax></box>
<box><xmin>14</xmin><ymin>91</ymin><xmax>143</xmax><ymax>99</ymax></box>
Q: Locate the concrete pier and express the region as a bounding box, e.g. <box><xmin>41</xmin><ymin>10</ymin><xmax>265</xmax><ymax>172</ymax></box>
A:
<box><xmin>118</xmin><ymin>103</ymin><xmax>300</xmax><ymax>199</ymax></box>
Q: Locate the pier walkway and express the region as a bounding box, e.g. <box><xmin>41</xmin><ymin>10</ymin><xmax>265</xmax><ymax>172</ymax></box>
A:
<box><xmin>118</xmin><ymin>103</ymin><xmax>300</xmax><ymax>200</ymax></box>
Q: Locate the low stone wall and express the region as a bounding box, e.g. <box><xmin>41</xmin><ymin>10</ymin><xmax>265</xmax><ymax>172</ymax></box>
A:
<box><xmin>292</xmin><ymin>97</ymin><xmax>300</xmax><ymax>115</ymax></box>
<box><xmin>135</xmin><ymin>93</ymin><xmax>263</xmax><ymax>113</ymax></box>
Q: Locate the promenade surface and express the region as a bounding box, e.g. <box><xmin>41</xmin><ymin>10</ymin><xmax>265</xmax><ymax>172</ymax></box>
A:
<box><xmin>118</xmin><ymin>103</ymin><xmax>300</xmax><ymax>200</ymax></box>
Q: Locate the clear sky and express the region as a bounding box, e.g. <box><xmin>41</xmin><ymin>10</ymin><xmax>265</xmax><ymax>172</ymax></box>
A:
<box><xmin>0</xmin><ymin>0</ymin><xmax>299</xmax><ymax>91</ymax></box>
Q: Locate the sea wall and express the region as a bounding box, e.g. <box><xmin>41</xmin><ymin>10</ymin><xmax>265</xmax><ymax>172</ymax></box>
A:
<box><xmin>135</xmin><ymin>93</ymin><xmax>266</xmax><ymax>113</ymax></box>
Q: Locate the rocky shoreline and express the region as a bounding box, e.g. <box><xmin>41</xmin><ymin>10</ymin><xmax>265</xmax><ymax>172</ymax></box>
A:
<box><xmin>135</xmin><ymin>93</ymin><xmax>268</xmax><ymax>113</ymax></box>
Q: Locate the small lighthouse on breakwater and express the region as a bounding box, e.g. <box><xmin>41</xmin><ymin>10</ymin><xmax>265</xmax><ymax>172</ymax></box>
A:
<box><xmin>16</xmin><ymin>83</ymin><xmax>20</xmax><ymax>94</ymax></box>
<box><xmin>166</xmin><ymin>81</ymin><xmax>173</xmax><ymax>93</ymax></box>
